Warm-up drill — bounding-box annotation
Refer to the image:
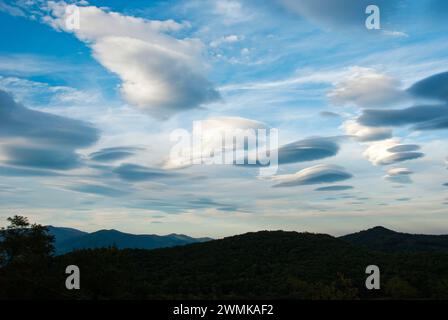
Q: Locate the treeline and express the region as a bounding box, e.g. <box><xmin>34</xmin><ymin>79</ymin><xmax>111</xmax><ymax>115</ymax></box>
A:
<box><xmin>2</xmin><ymin>216</ymin><xmax>448</xmax><ymax>299</ymax></box>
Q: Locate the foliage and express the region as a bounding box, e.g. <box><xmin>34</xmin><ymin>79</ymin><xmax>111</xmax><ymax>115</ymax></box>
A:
<box><xmin>2</xmin><ymin>217</ymin><xmax>448</xmax><ymax>300</ymax></box>
<box><xmin>0</xmin><ymin>215</ymin><xmax>56</xmax><ymax>299</ymax></box>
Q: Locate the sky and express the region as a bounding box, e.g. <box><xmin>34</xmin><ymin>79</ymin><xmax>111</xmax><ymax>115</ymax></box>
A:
<box><xmin>0</xmin><ymin>0</ymin><xmax>447</xmax><ymax>237</ymax></box>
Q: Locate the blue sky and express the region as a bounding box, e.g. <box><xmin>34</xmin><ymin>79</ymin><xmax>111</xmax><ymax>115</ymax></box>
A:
<box><xmin>0</xmin><ymin>0</ymin><xmax>447</xmax><ymax>237</ymax></box>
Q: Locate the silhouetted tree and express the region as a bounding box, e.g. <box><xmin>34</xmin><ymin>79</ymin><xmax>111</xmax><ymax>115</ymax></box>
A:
<box><xmin>384</xmin><ymin>277</ymin><xmax>419</xmax><ymax>299</ymax></box>
<box><xmin>0</xmin><ymin>215</ymin><xmax>55</xmax><ymax>299</ymax></box>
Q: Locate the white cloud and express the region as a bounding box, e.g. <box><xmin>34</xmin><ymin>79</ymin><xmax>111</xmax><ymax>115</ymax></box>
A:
<box><xmin>46</xmin><ymin>3</ymin><xmax>187</xmax><ymax>38</ymax></box>
<box><xmin>387</xmin><ymin>167</ymin><xmax>413</xmax><ymax>176</ymax></box>
<box><xmin>220</xmin><ymin>68</ymin><xmax>348</xmax><ymax>91</ymax></box>
<box><xmin>384</xmin><ymin>167</ymin><xmax>413</xmax><ymax>184</ymax></box>
<box><xmin>363</xmin><ymin>139</ymin><xmax>424</xmax><ymax>166</ymax></box>
<box><xmin>342</xmin><ymin>119</ymin><xmax>392</xmax><ymax>142</ymax></box>
<box><xmin>165</xmin><ymin>116</ymin><xmax>268</xmax><ymax>169</ymax></box>
<box><xmin>46</xmin><ymin>4</ymin><xmax>219</xmax><ymax>119</ymax></box>
<box><xmin>271</xmin><ymin>164</ymin><xmax>352</xmax><ymax>187</ymax></box>
<box><xmin>383</xmin><ymin>30</ymin><xmax>409</xmax><ymax>38</ymax></box>
<box><xmin>328</xmin><ymin>67</ymin><xmax>408</xmax><ymax>108</ymax></box>
<box><xmin>213</xmin><ymin>0</ymin><xmax>251</xmax><ymax>24</ymax></box>
<box><xmin>210</xmin><ymin>34</ymin><xmax>244</xmax><ymax>48</ymax></box>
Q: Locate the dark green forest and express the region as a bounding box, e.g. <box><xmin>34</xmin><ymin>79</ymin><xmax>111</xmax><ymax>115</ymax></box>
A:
<box><xmin>2</xmin><ymin>216</ymin><xmax>448</xmax><ymax>300</ymax></box>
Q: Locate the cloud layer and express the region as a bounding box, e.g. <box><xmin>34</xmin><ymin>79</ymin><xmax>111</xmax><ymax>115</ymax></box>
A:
<box><xmin>363</xmin><ymin>140</ymin><xmax>424</xmax><ymax>166</ymax></box>
<box><xmin>329</xmin><ymin>67</ymin><xmax>406</xmax><ymax>108</ymax></box>
<box><xmin>277</xmin><ymin>137</ymin><xmax>341</xmax><ymax>164</ymax></box>
<box><xmin>384</xmin><ymin>167</ymin><xmax>413</xmax><ymax>184</ymax></box>
<box><xmin>355</xmin><ymin>71</ymin><xmax>448</xmax><ymax>131</ymax></box>
<box><xmin>278</xmin><ymin>0</ymin><xmax>399</xmax><ymax>29</ymax></box>
<box><xmin>315</xmin><ymin>185</ymin><xmax>354</xmax><ymax>191</ymax></box>
<box><xmin>358</xmin><ymin>104</ymin><xmax>448</xmax><ymax>128</ymax></box>
<box><xmin>272</xmin><ymin>164</ymin><xmax>353</xmax><ymax>187</ymax></box>
<box><xmin>113</xmin><ymin>163</ymin><xmax>176</xmax><ymax>182</ymax></box>
<box><xmin>0</xmin><ymin>89</ymin><xmax>99</xmax><ymax>173</ymax></box>
<box><xmin>89</xmin><ymin>147</ymin><xmax>142</xmax><ymax>162</ymax></box>
<box><xmin>408</xmin><ymin>71</ymin><xmax>448</xmax><ymax>102</ymax></box>
<box><xmin>342</xmin><ymin>120</ymin><xmax>392</xmax><ymax>142</ymax></box>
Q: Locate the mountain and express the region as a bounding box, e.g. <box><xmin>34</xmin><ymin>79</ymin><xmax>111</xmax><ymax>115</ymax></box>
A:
<box><xmin>53</xmin><ymin>230</ymin><xmax>448</xmax><ymax>299</ymax></box>
<box><xmin>48</xmin><ymin>224</ymin><xmax>448</xmax><ymax>255</ymax></box>
<box><xmin>5</xmin><ymin>228</ymin><xmax>448</xmax><ymax>299</ymax></box>
<box><xmin>46</xmin><ymin>226</ymin><xmax>212</xmax><ymax>254</ymax></box>
<box><xmin>47</xmin><ymin>226</ymin><xmax>88</xmax><ymax>249</ymax></box>
<box><xmin>340</xmin><ymin>226</ymin><xmax>448</xmax><ymax>252</ymax></box>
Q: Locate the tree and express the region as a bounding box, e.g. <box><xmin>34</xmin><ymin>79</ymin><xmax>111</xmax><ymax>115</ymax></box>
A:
<box><xmin>384</xmin><ymin>276</ymin><xmax>419</xmax><ymax>299</ymax></box>
<box><xmin>0</xmin><ymin>215</ymin><xmax>56</xmax><ymax>298</ymax></box>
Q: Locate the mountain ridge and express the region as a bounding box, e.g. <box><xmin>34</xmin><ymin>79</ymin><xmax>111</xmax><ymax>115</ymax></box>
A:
<box><xmin>55</xmin><ymin>229</ymin><xmax>448</xmax><ymax>299</ymax></box>
<box><xmin>339</xmin><ymin>225</ymin><xmax>448</xmax><ymax>252</ymax></box>
<box><xmin>47</xmin><ymin>226</ymin><xmax>213</xmax><ymax>254</ymax></box>
<box><xmin>5</xmin><ymin>226</ymin><xmax>448</xmax><ymax>299</ymax></box>
<box><xmin>46</xmin><ymin>224</ymin><xmax>448</xmax><ymax>255</ymax></box>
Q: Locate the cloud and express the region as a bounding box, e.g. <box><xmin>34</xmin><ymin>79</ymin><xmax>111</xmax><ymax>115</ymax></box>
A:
<box><xmin>278</xmin><ymin>0</ymin><xmax>399</xmax><ymax>29</ymax></box>
<box><xmin>319</xmin><ymin>111</ymin><xmax>341</xmax><ymax>118</ymax></box>
<box><xmin>233</xmin><ymin>136</ymin><xmax>342</xmax><ymax>168</ymax></box>
<box><xmin>165</xmin><ymin>116</ymin><xmax>269</xmax><ymax>169</ymax></box>
<box><xmin>272</xmin><ymin>164</ymin><xmax>352</xmax><ymax>187</ymax></box>
<box><xmin>387</xmin><ymin>144</ymin><xmax>420</xmax><ymax>153</ymax></box>
<box><xmin>328</xmin><ymin>67</ymin><xmax>407</xmax><ymax>108</ymax></box>
<box><xmin>0</xmin><ymin>89</ymin><xmax>99</xmax><ymax>172</ymax></box>
<box><xmin>443</xmin><ymin>183</ymin><xmax>448</xmax><ymax>187</ymax></box>
<box><xmin>128</xmin><ymin>196</ymin><xmax>241</xmax><ymax>214</ymax></box>
<box><xmin>277</xmin><ymin>137</ymin><xmax>341</xmax><ymax>164</ymax></box>
<box><xmin>89</xmin><ymin>147</ymin><xmax>143</xmax><ymax>162</ymax></box>
<box><xmin>213</xmin><ymin>0</ymin><xmax>252</xmax><ymax>24</ymax></box>
<box><xmin>358</xmin><ymin>105</ymin><xmax>448</xmax><ymax>128</ymax></box>
<box><xmin>314</xmin><ymin>185</ymin><xmax>354</xmax><ymax>191</ymax></box>
<box><xmin>363</xmin><ymin>139</ymin><xmax>424</xmax><ymax>166</ymax></box>
<box><xmin>384</xmin><ymin>167</ymin><xmax>413</xmax><ymax>184</ymax></box>
<box><xmin>66</xmin><ymin>183</ymin><xmax>129</xmax><ymax>197</ymax></box>
<box><xmin>210</xmin><ymin>34</ymin><xmax>244</xmax><ymax>48</ymax></box>
<box><xmin>412</xmin><ymin>116</ymin><xmax>448</xmax><ymax>131</ymax></box>
<box><xmin>2</xmin><ymin>145</ymin><xmax>81</xmax><ymax>170</ymax></box>
<box><xmin>0</xmin><ymin>165</ymin><xmax>63</xmax><ymax>177</ymax></box>
<box><xmin>0</xmin><ymin>90</ymin><xmax>99</xmax><ymax>147</ymax></box>
<box><xmin>188</xmin><ymin>198</ymin><xmax>239</xmax><ymax>212</ymax></box>
<box><xmin>382</xmin><ymin>30</ymin><xmax>408</xmax><ymax>38</ymax></box>
<box><xmin>380</xmin><ymin>152</ymin><xmax>424</xmax><ymax>164</ymax></box>
<box><xmin>355</xmin><ymin>71</ymin><xmax>448</xmax><ymax>131</ymax></box>
<box><xmin>113</xmin><ymin>163</ymin><xmax>176</xmax><ymax>182</ymax></box>
<box><xmin>47</xmin><ymin>4</ymin><xmax>220</xmax><ymax>119</ymax></box>
<box><xmin>408</xmin><ymin>71</ymin><xmax>448</xmax><ymax>102</ymax></box>
<box><xmin>91</xmin><ymin>37</ymin><xmax>219</xmax><ymax>119</ymax></box>
<box><xmin>342</xmin><ymin>120</ymin><xmax>392</xmax><ymax>142</ymax></box>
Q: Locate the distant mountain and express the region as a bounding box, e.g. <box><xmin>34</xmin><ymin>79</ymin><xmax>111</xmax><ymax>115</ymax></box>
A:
<box><xmin>5</xmin><ymin>227</ymin><xmax>448</xmax><ymax>299</ymax></box>
<box><xmin>47</xmin><ymin>224</ymin><xmax>448</xmax><ymax>255</ymax></box>
<box><xmin>47</xmin><ymin>226</ymin><xmax>87</xmax><ymax>249</ymax></box>
<box><xmin>340</xmin><ymin>226</ymin><xmax>448</xmax><ymax>252</ymax></box>
<box><xmin>47</xmin><ymin>226</ymin><xmax>212</xmax><ymax>254</ymax></box>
